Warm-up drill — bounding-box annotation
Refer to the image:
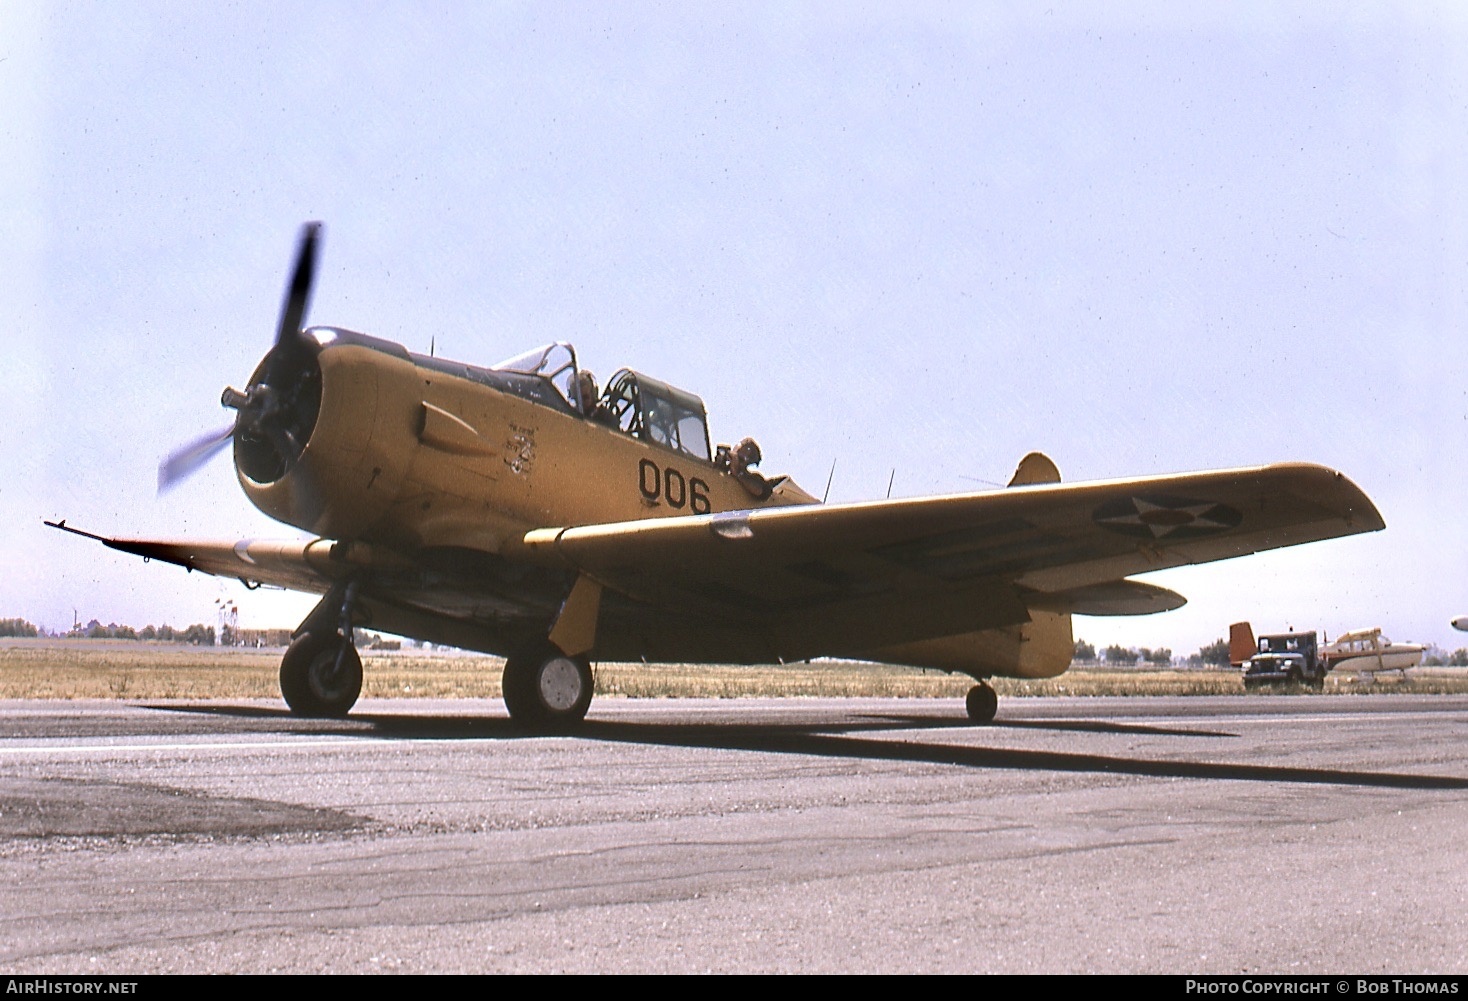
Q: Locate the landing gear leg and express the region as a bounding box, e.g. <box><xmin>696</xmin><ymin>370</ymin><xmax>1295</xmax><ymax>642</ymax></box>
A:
<box><xmin>280</xmin><ymin>581</ymin><xmax>363</xmax><ymax>718</ymax></box>
<box><xmin>502</xmin><ymin>643</ymin><xmax>594</xmax><ymax>732</ymax></box>
<box><xmin>965</xmin><ymin>682</ymin><xmax>998</xmax><ymax>724</ymax></box>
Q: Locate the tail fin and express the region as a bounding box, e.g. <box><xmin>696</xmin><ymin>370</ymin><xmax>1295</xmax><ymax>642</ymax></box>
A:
<box><xmin>1008</xmin><ymin>451</ymin><xmax>1061</xmax><ymax>486</ymax></box>
<box><xmin>1228</xmin><ymin>621</ymin><xmax>1256</xmax><ymax>666</ymax></box>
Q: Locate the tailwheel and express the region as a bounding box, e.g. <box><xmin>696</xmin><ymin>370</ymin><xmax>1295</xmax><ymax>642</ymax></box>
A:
<box><xmin>502</xmin><ymin>644</ymin><xmax>594</xmax><ymax>732</ymax></box>
<box><xmin>280</xmin><ymin>630</ymin><xmax>362</xmax><ymax>718</ymax></box>
<box><xmin>965</xmin><ymin>682</ymin><xmax>998</xmax><ymax>724</ymax></box>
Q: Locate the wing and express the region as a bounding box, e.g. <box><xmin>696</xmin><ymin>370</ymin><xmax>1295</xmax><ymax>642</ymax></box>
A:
<box><xmin>46</xmin><ymin>522</ymin><xmax>341</xmax><ymax>593</ymax></box>
<box><xmin>48</xmin><ymin>462</ymin><xmax>1381</xmax><ymax>669</ymax></box>
<box><xmin>44</xmin><ymin>522</ymin><xmax>570</xmax><ymax>655</ymax></box>
<box><xmin>522</xmin><ymin>463</ymin><xmax>1382</xmax><ymax>661</ymax></box>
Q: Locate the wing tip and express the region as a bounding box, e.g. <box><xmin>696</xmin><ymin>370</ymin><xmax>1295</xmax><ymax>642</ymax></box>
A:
<box><xmin>1325</xmin><ymin>467</ymin><xmax>1386</xmax><ymax>534</ymax></box>
<box><xmin>1257</xmin><ymin>462</ymin><xmax>1385</xmax><ymax>535</ymax></box>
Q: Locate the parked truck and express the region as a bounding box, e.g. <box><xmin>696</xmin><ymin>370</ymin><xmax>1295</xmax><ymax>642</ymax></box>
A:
<box><xmin>1228</xmin><ymin>622</ymin><xmax>1327</xmax><ymax>689</ymax></box>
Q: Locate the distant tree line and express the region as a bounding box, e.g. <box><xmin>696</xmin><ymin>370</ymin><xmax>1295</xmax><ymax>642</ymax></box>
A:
<box><xmin>135</xmin><ymin>623</ymin><xmax>216</xmax><ymax>644</ymax></box>
<box><xmin>1</xmin><ymin>617</ymin><xmax>410</xmax><ymax>650</ymax></box>
<box><xmin>1096</xmin><ymin>644</ymin><xmax>1173</xmax><ymax>666</ymax></box>
<box><xmin>1197</xmin><ymin>638</ymin><xmax>1231</xmax><ymax>665</ymax></box>
<box><xmin>1073</xmin><ymin>640</ymin><xmax>1174</xmax><ymax>666</ymax></box>
<box><xmin>1070</xmin><ymin>638</ymin><xmax>1230</xmax><ymax>668</ymax></box>
<box><xmin>1423</xmin><ymin>648</ymin><xmax>1468</xmax><ymax>667</ymax></box>
<box><xmin>0</xmin><ymin>617</ymin><xmax>216</xmax><ymax>644</ymax></box>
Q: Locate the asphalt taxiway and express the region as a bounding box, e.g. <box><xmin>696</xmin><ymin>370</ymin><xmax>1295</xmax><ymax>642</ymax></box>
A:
<box><xmin>2</xmin><ymin>695</ymin><xmax>1465</xmax><ymax>973</ymax></box>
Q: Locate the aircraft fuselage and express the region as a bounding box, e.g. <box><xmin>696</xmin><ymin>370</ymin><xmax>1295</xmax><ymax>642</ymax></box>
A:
<box><xmin>237</xmin><ymin>328</ymin><xmax>815</xmax><ymax>556</ymax></box>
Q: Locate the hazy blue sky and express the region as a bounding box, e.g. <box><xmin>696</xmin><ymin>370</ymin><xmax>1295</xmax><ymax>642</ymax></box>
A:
<box><xmin>3</xmin><ymin>3</ymin><xmax>1464</xmax><ymax>655</ymax></box>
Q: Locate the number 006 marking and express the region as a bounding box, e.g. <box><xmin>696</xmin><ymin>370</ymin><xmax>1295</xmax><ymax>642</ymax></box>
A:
<box><xmin>639</xmin><ymin>458</ymin><xmax>710</xmax><ymax>514</ymax></box>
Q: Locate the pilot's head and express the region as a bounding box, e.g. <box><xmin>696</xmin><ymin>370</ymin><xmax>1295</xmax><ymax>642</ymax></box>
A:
<box><xmin>735</xmin><ymin>437</ymin><xmax>762</xmax><ymax>467</ymax></box>
<box><xmin>576</xmin><ymin>371</ymin><xmax>598</xmax><ymax>413</ymax></box>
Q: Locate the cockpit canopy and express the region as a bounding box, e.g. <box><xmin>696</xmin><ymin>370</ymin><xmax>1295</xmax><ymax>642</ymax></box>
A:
<box><xmin>491</xmin><ymin>343</ymin><xmax>711</xmax><ymax>462</ymax></box>
<box><xmin>601</xmin><ymin>369</ymin><xmax>711</xmax><ymax>461</ymax></box>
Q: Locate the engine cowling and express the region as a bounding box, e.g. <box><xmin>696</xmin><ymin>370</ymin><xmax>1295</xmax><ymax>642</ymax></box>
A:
<box><xmin>237</xmin><ymin>328</ymin><xmax>414</xmax><ymax>541</ymax></box>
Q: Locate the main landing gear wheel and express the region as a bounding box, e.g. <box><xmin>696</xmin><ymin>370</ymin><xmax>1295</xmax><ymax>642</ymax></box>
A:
<box><xmin>965</xmin><ymin>682</ymin><xmax>998</xmax><ymax>724</ymax></box>
<box><xmin>280</xmin><ymin>631</ymin><xmax>362</xmax><ymax>718</ymax></box>
<box><xmin>502</xmin><ymin>645</ymin><xmax>594</xmax><ymax>732</ymax></box>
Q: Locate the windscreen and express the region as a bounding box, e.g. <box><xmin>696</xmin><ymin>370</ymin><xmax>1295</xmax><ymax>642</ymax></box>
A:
<box><xmin>492</xmin><ymin>343</ymin><xmax>579</xmax><ymax>409</ymax></box>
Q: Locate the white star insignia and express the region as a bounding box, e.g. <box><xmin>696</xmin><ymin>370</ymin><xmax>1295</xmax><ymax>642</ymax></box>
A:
<box><xmin>1097</xmin><ymin>497</ymin><xmax>1234</xmax><ymax>539</ymax></box>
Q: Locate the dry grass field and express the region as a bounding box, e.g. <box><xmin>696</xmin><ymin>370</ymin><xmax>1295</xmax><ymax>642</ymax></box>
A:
<box><xmin>5</xmin><ymin>638</ymin><xmax>1468</xmax><ymax>701</ymax></box>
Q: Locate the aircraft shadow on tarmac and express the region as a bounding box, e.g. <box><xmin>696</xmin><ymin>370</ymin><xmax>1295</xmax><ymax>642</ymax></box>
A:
<box><xmin>147</xmin><ymin>703</ymin><xmax>1468</xmax><ymax>792</ymax></box>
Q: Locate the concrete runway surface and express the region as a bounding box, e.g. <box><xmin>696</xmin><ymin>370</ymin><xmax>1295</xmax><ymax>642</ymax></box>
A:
<box><xmin>1</xmin><ymin>695</ymin><xmax>1465</xmax><ymax>974</ymax></box>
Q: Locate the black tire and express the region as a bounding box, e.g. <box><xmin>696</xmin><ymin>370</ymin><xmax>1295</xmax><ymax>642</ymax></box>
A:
<box><xmin>280</xmin><ymin>631</ymin><xmax>362</xmax><ymax>718</ymax></box>
<box><xmin>965</xmin><ymin>683</ymin><xmax>998</xmax><ymax>724</ymax></box>
<box><xmin>502</xmin><ymin>644</ymin><xmax>594</xmax><ymax>731</ymax></box>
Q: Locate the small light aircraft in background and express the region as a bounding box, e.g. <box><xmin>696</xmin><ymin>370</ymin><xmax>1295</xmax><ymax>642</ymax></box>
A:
<box><xmin>1321</xmin><ymin>627</ymin><xmax>1423</xmax><ymax>680</ymax></box>
<box><xmin>51</xmin><ymin>224</ymin><xmax>1386</xmax><ymax>729</ymax></box>
<box><xmin>1453</xmin><ymin>617</ymin><xmax>1468</xmax><ymax>632</ymax></box>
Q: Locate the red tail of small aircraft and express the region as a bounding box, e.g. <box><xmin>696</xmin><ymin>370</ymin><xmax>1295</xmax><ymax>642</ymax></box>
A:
<box><xmin>1228</xmin><ymin>622</ymin><xmax>1256</xmax><ymax>667</ymax></box>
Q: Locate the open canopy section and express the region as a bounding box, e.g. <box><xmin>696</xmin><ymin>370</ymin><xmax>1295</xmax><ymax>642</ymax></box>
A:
<box><xmin>601</xmin><ymin>369</ymin><xmax>711</xmax><ymax>461</ymax></box>
<box><xmin>487</xmin><ymin>344</ymin><xmax>712</xmax><ymax>461</ymax></box>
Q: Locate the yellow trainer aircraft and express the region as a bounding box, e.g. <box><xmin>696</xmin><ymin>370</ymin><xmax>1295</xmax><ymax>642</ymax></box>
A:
<box><xmin>50</xmin><ymin>224</ymin><xmax>1384</xmax><ymax>729</ymax></box>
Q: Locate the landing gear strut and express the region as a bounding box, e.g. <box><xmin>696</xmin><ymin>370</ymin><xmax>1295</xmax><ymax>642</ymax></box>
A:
<box><xmin>965</xmin><ymin>682</ymin><xmax>998</xmax><ymax>724</ymax></box>
<box><xmin>280</xmin><ymin>580</ymin><xmax>363</xmax><ymax>718</ymax></box>
<box><xmin>502</xmin><ymin>643</ymin><xmax>594</xmax><ymax>732</ymax></box>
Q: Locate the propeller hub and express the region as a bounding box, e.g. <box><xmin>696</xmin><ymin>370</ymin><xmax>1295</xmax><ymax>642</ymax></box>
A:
<box><xmin>157</xmin><ymin>222</ymin><xmax>326</xmax><ymax>493</ymax></box>
<box><xmin>234</xmin><ymin>345</ymin><xmax>322</xmax><ymax>484</ymax></box>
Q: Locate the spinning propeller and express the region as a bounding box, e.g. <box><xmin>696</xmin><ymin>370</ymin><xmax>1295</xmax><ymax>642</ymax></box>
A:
<box><xmin>158</xmin><ymin>223</ymin><xmax>324</xmax><ymax>492</ymax></box>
